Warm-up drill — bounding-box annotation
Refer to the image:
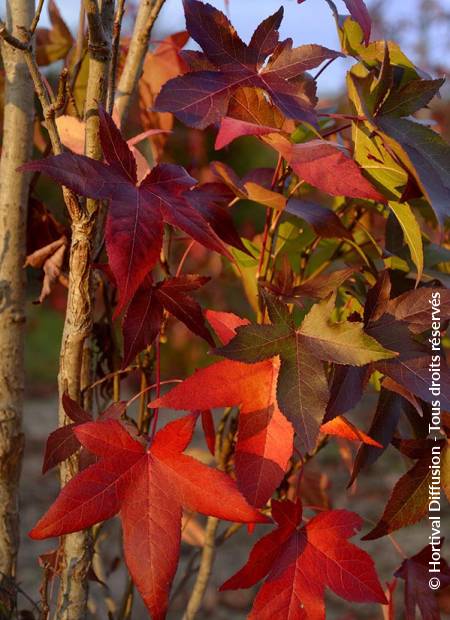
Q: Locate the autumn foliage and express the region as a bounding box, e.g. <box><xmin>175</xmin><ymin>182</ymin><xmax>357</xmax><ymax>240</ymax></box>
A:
<box><xmin>7</xmin><ymin>0</ymin><xmax>450</xmax><ymax>618</ymax></box>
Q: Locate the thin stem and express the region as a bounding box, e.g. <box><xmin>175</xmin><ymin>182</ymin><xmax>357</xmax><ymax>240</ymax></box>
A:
<box><xmin>29</xmin><ymin>0</ymin><xmax>45</xmax><ymax>36</ymax></box>
<box><xmin>321</xmin><ymin>122</ymin><xmax>351</xmax><ymax>139</ymax></box>
<box><xmin>181</xmin><ymin>517</ymin><xmax>219</xmax><ymax>620</ymax></box>
<box><xmin>106</xmin><ymin>0</ymin><xmax>126</xmax><ymax>113</ymax></box>
<box><xmin>313</xmin><ymin>56</ymin><xmax>337</xmax><ymax>80</ymax></box>
<box><xmin>125</xmin><ymin>378</ymin><xmax>182</xmax><ymax>409</ymax></box>
<box><xmin>256</xmin><ymin>155</ymin><xmax>283</xmax><ymax>281</ymax></box>
<box><xmin>176</xmin><ymin>240</ymin><xmax>196</xmax><ymax>277</ymax></box>
<box><xmin>150</xmin><ymin>337</ymin><xmax>161</xmax><ymax>439</ymax></box>
<box><xmin>181</xmin><ymin>409</ymin><xmax>232</xmax><ymax>619</ymax></box>
<box><xmin>115</xmin><ymin>0</ymin><xmax>167</xmax><ymax>126</ymax></box>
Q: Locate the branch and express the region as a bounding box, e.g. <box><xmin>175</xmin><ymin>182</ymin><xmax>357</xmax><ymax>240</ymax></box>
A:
<box><xmin>29</xmin><ymin>0</ymin><xmax>45</xmax><ymax>36</ymax></box>
<box><xmin>181</xmin><ymin>410</ymin><xmax>234</xmax><ymax>620</ymax></box>
<box><xmin>0</xmin><ymin>21</ymin><xmax>28</xmax><ymax>49</ymax></box>
<box><xmin>54</xmin><ymin>2</ymin><xmax>114</xmax><ymax>617</ymax></box>
<box><xmin>182</xmin><ymin>517</ymin><xmax>219</xmax><ymax>620</ymax></box>
<box><xmin>84</xmin><ymin>0</ymin><xmax>109</xmax><ymax>61</ymax></box>
<box><xmin>115</xmin><ymin>0</ymin><xmax>166</xmax><ymax>126</ymax></box>
<box><xmin>0</xmin><ymin>17</ymin><xmax>82</xmax><ymax>221</ymax></box>
<box><xmin>106</xmin><ymin>0</ymin><xmax>127</xmax><ymax>114</ymax></box>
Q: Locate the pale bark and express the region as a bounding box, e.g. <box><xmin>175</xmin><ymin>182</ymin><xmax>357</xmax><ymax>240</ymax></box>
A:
<box><xmin>55</xmin><ymin>2</ymin><xmax>114</xmax><ymax>618</ymax></box>
<box><xmin>115</xmin><ymin>0</ymin><xmax>166</xmax><ymax>126</ymax></box>
<box><xmin>0</xmin><ymin>0</ymin><xmax>34</xmax><ymax>593</ymax></box>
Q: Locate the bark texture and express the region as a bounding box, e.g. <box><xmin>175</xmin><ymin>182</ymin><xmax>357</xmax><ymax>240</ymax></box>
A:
<box><xmin>55</xmin><ymin>2</ymin><xmax>114</xmax><ymax>618</ymax></box>
<box><xmin>0</xmin><ymin>0</ymin><xmax>34</xmax><ymax>593</ymax></box>
<box><xmin>115</xmin><ymin>0</ymin><xmax>166</xmax><ymax>125</ymax></box>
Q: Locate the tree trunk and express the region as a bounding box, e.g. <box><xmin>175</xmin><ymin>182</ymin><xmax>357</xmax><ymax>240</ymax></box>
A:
<box><xmin>0</xmin><ymin>0</ymin><xmax>34</xmax><ymax>603</ymax></box>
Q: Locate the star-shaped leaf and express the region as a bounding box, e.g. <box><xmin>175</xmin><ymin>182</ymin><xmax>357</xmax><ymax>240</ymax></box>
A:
<box><xmin>154</xmin><ymin>0</ymin><xmax>342</xmax><ymax>129</ymax></box>
<box><xmin>149</xmin><ymin>310</ymin><xmax>294</xmax><ymax>507</ymax></box>
<box><xmin>220</xmin><ymin>499</ymin><xmax>387</xmax><ymax>619</ymax></box>
<box><xmin>216</xmin><ymin>293</ymin><xmax>395</xmax><ymax>452</ymax></box>
<box><xmin>122</xmin><ymin>274</ymin><xmax>213</xmax><ymax>367</ymax></box>
<box><xmin>31</xmin><ymin>414</ymin><xmax>268</xmax><ymax>619</ymax></box>
<box><xmin>21</xmin><ymin>107</ymin><xmax>231</xmax><ymax>315</ymax></box>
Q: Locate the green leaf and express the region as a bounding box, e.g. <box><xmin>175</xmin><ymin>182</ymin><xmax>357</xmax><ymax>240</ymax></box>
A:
<box><xmin>217</xmin><ymin>294</ymin><xmax>329</xmax><ymax>453</ymax></box>
<box><xmin>375</xmin><ymin>116</ymin><xmax>450</xmax><ymax>227</ymax></box>
<box><xmin>378</xmin><ymin>78</ymin><xmax>444</xmax><ymax>117</ymax></box>
<box><xmin>216</xmin><ymin>323</ymin><xmax>292</xmax><ymax>363</ymax></box>
<box><xmin>388</xmin><ymin>202</ymin><xmax>423</xmax><ymax>283</ymax></box>
<box><xmin>348</xmin><ymin>74</ymin><xmax>409</xmax><ymax>200</ymax></box>
<box><xmin>298</xmin><ymin>297</ymin><xmax>397</xmax><ymax>365</ymax></box>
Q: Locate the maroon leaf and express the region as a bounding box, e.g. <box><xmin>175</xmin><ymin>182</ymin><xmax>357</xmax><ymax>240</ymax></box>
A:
<box><xmin>362</xmin><ymin>447</ymin><xmax>445</xmax><ymax>540</ymax></box>
<box><xmin>325</xmin><ymin>365</ymin><xmax>370</xmax><ymax>422</ymax></box>
<box><xmin>395</xmin><ymin>541</ymin><xmax>450</xmax><ymax>620</ymax></box>
<box><xmin>367</xmin><ymin>314</ymin><xmax>450</xmax><ymax>410</ymax></box>
<box><xmin>154</xmin><ymin>1</ymin><xmax>341</xmax><ymax>129</ymax></box>
<box><xmin>42</xmin><ymin>424</ymin><xmax>80</xmax><ymax>474</ymax></box>
<box><xmin>62</xmin><ymin>393</ymin><xmax>91</xmax><ymax>424</ymax></box>
<box><xmin>349</xmin><ymin>389</ymin><xmax>404</xmax><ymax>486</ymax></box>
<box><xmin>122</xmin><ymin>274</ymin><xmax>213</xmax><ymax>366</ymax></box>
<box><xmin>21</xmin><ymin>109</ymin><xmax>230</xmax><ymax>315</ymax></box>
<box><xmin>185</xmin><ymin>182</ymin><xmax>249</xmax><ymax>254</ymax></box>
<box><xmin>43</xmin><ymin>395</ymin><xmax>91</xmax><ymax>474</ymax></box>
<box><xmin>387</xmin><ymin>287</ymin><xmax>450</xmax><ymax>334</ymax></box>
<box><xmin>264</xmin><ymin>41</ymin><xmax>343</xmax><ymax>80</ymax></box>
<box><xmin>156</xmin><ymin>276</ymin><xmax>214</xmax><ymax>346</ymax></box>
<box><xmin>286</xmin><ymin>198</ymin><xmax>352</xmax><ymax>239</ymax></box>
<box><xmin>122</xmin><ymin>276</ymin><xmax>164</xmax><ymax>367</ymax></box>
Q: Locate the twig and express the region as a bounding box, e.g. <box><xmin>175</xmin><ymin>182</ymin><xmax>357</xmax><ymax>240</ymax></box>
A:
<box><xmin>181</xmin><ymin>410</ymin><xmax>233</xmax><ymax>619</ymax></box>
<box><xmin>0</xmin><ymin>19</ymin><xmax>82</xmax><ymax>221</ymax></box>
<box><xmin>181</xmin><ymin>517</ymin><xmax>219</xmax><ymax>620</ymax></box>
<box><xmin>115</xmin><ymin>0</ymin><xmax>167</xmax><ymax>126</ymax></box>
<box><xmin>0</xmin><ymin>571</ymin><xmax>41</xmax><ymax>613</ymax></box>
<box><xmin>106</xmin><ymin>0</ymin><xmax>127</xmax><ymax>113</ymax></box>
<box><xmin>313</xmin><ymin>56</ymin><xmax>337</xmax><ymax>80</ymax></box>
<box><xmin>29</xmin><ymin>0</ymin><xmax>45</xmax><ymax>36</ymax></box>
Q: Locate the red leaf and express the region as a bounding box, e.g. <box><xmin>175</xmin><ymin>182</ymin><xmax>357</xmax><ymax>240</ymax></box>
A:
<box><xmin>221</xmin><ymin>499</ymin><xmax>387</xmax><ymax>618</ymax></box>
<box><xmin>149</xmin><ymin>359</ymin><xmax>293</xmax><ymax>508</ymax></box>
<box><xmin>321</xmin><ymin>416</ymin><xmax>382</xmax><ymax>447</ymax></box>
<box><xmin>265</xmin><ymin>134</ymin><xmax>385</xmax><ymax>200</ymax></box>
<box><xmin>30</xmin><ymin>415</ymin><xmax>267</xmax><ymax>619</ymax></box>
<box><xmin>152</xmin><ymin>309</ymin><xmax>292</xmax><ymax>507</ymax></box>
<box><xmin>343</xmin><ymin>0</ymin><xmax>371</xmax><ymax>46</ymax></box>
<box><xmin>206</xmin><ymin>309</ymin><xmax>250</xmax><ymax>345</ymax></box>
<box><xmin>216</xmin><ymin>116</ymin><xmax>281</xmax><ymax>150</ymax></box>
<box><xmin>21</xmin><ymin>109</ymin><xmax>230</xmax><ymax>315</ymax></box>
<box><xmin>200</xmin><ymin>410</ymin><xmax>216</xmax><ymax>455</ymax></box>
<box><xmin>155</xmin><ymin>1</ymin><xmax>341</xmax><ymax>128</ymax></box>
